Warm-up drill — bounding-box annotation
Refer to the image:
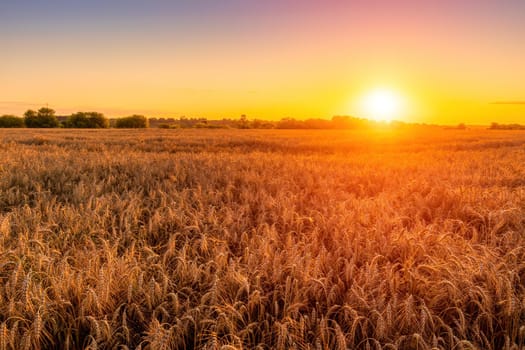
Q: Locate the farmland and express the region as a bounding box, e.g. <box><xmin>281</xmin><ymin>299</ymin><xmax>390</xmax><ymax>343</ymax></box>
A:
<box><xmin>0</xmin><ymin>128</ymin><xmax>524</xmax><ymax>349</ymax></box>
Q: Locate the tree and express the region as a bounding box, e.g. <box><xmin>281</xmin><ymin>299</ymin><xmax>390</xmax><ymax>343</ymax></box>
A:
<box><xmin>24</xmin><ymin>107</ymin><xmax>59</xmax><ymax>128</ymax></box>
<box><xmin>115</xmin><ymin>115</ymin><xmax>149</xmax><ymax>128</ymax></box>
<box><xmin>65</xmin><ymin>112</ymin><xmax>109</xmax><ymax>128</ymax></box>
<box><xmin>0</xmin><ymin>115</ymin><xmax>25</xmax><ymax>128</ymax></box>
<box><xmin>238</xmin><ymin>114</ymin><xmax>249</xmax><ymax>129</ymax></box>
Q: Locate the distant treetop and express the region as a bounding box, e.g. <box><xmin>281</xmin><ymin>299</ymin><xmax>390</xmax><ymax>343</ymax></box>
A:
<box><xmin>0</xmin><ymin>115</ymin><xmax>25</xmax><ymax>128</ymax></box>
<box><xmin>24</xmin><ymin>108</ymin><xmax>59</xmax><ymax>128</ymax></box>
<box><xmin>115</xmin><ymin>115</ymin><xmax>149</xmax><ymax>128</ymax></box>
<box><xmin>65</xmin><ymin>112</ymin><xmax>109</xmax><ymax>128</ymax></box>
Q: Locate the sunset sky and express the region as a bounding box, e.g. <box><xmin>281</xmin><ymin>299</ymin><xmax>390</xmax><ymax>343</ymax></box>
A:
<box><xmin>2</xmin><ymin>0</ymin><xmax>524</xmax><ymax>124</ymax></box>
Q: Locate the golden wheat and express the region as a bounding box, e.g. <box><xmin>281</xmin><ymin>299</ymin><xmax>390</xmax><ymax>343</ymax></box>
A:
<box><xmin>0</xmin><ymin>128</ymin><xmax>524</xmax><ymax>349</ymax></box>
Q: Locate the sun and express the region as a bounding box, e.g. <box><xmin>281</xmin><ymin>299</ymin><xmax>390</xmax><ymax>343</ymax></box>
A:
<box><xmin>361</xmin><ymin>88</ymin><xmax>403</xmax><ymax>122</ymax></box>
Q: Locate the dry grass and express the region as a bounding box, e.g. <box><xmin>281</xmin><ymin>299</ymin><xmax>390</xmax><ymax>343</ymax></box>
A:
<box><xmin>0</xmin><ymin>128</ymin><xmax>524</xmax><ymax>349</ymax></box>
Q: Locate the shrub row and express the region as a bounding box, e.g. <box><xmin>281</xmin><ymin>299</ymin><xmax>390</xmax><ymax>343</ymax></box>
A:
<box><xmin>0</xmin><ymin>108</ymin><xmax>147</xmax><ymax>128</ymax></box>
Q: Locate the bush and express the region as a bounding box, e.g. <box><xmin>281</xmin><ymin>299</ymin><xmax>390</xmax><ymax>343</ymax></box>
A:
<box><xmin>195</xmin><ymin>123</ymin><xmax>225</xmax><ymax>129</ymax></box>
<box><xmin>0</xmin><ymin>115</ymin><xmax>25</xmax><ymax>128</ymax></box>
<box><xmin>115</xmin><ymin>115</ymin><xmax>149</xmax><ymax>128</ymax></box>
<box><xmin>65</xmin><ymin>112</ymin><xmax>109</xmax><ymax>128</ymax></box>
<box><xmin>24</xmin><ymin>108</ymin><xmax>59</xmax><ymax>128</ymax></box>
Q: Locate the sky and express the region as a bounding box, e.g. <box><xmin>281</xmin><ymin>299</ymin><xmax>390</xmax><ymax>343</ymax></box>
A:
<box><xmin>1</xmin><ymin>0</ymin><xmax>524</xmax><ymax>124</ymax></box>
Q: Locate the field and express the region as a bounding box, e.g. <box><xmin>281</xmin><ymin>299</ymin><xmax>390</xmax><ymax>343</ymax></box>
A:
<box><xmin>0</xmin><ymin>128</ymin><xmax>524</xmax><ymax>349</ymax></box>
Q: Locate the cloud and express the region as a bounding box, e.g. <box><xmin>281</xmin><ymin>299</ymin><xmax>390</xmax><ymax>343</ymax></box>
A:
<box><xmin>490</xmin><ymin>101</ymin><xmax>525</xmax><ymax>105</ymax></box>
<box><xmin>0</xmin><ymin>101</ymin><xmax>46</xmax><ymax>107</ymax></box>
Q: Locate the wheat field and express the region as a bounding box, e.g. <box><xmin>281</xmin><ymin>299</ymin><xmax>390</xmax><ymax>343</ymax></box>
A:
<box><xmin>0</xmin><ymin>128</ymin><xmax>524</xmax><ymax>349</ymax></box>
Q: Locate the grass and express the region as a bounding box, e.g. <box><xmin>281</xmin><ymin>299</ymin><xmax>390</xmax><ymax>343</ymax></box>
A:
<box><xmin>0</xmin><ymin>128</ymin><xmax>524</xmax><ymax>349</ymax></box>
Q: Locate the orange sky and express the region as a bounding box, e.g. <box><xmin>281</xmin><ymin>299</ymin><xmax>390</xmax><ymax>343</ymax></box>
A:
<box><xmin>1</xmin><ymin>1</ymin><xmax>524</xmax><ymax>124</ymax></box>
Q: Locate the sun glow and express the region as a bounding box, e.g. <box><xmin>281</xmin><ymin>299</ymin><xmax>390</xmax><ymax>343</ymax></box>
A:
<box><xmin>361</xmin><ymin>88</ymin><xmax>403</xmax><ymax>122</ymax></box>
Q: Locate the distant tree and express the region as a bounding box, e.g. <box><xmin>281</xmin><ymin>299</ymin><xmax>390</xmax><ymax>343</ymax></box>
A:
<box><xmin>251</xmin><ymin>119</ymin><xmax>275</xmax><ymax>129</ymax></box>
<box><xmin>304</xmin><ymin>118</ymin><xmax>332</xmax><ymax>129</ymax></box>
<box><xmin>0</xmin><ymin>115</ymin><xmax>25</xmax><ymax>128</ymax></box>
<box><xmin>23</xmin><ymin>110</ymin><xmax>38</xmax><ymax>126</ymax></box>
<box><xmin>115</xmin><ymin>115</ymin><xmax>149</xmax><ymax>128</ymax></box>
<box><xmin>178</xmin><ymin>117</ymin><xmax>209</xmax><ymax>128</ymax></box>
<box><xmin>276</xmin><ymin>118</ymin><xmax>305</xmax><ymax>129</ymax></box>
<box><xmin>156</xmin><ymin>122</ymin><xmax>178</xmax><ymax>129</ymax></box>
<box><xmin>65</xmin><ymin>112</ymin><xmax>109</xmax><ymax>128</ymax></box>
<box><xmin>331</xmin><ymin>116</ymin><xmax>369</xmax><ymax>129</ymax></box>
<box><xmin>24</xmin><ymin>107</ymin><xmax>59</xmax><ymax>128</ymax></box>
<box><xmin>238</xmin><ymin>114</ymin><xmax>249</xmax><ymax>129</ymax></box>
<box><xmin>488</xmin><ymin>122</ymin><xmax>525</xmax><ymax>130</ymax></box>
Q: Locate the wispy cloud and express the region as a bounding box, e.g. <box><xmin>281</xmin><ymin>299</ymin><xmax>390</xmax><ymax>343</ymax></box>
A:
<box><xmin>0</xmin><ymin>101</ymin><xmax>47</xmax><ymax>107</ymax></box>
<box><xmin>490</xmin><ymin>101</ymin><xmax>525</xmax><ymax>105</ymax></box>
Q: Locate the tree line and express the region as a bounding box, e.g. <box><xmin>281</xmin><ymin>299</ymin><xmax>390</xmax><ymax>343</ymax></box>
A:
<box><xmin>1</xmin><ymin>107</ymin><xmax>492</xmax><ymax>130</ymax></box>
<box><xmin>489</xmin><ymin>122</ymin><xmax>525</xmax><ymax>130</ymax></box>
<box><xmin>0</xmin><ymin>109</ymin><xmax>394</xmax><ymax>129</ymax></box>
<box><xmin>0</xmin><ymin>108</ymin><xmax>148</xmax><ymax>128</ymax></box>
